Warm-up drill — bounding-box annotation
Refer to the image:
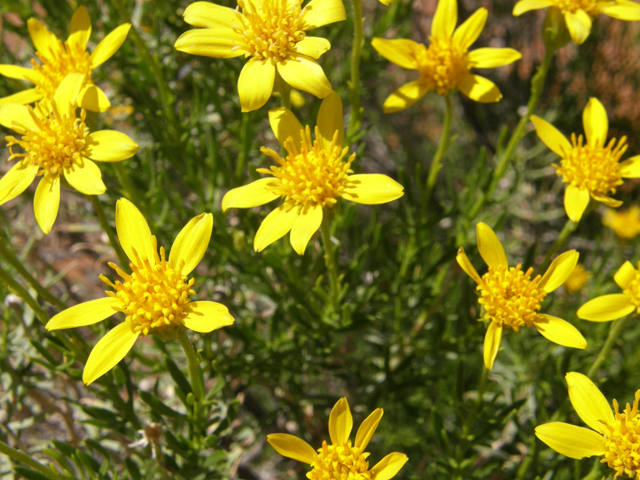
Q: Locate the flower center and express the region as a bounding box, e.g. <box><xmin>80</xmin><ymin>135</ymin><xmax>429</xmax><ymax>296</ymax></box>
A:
<box><xmin>308</xmin><ymin>440</ymin><xmax>373</xmax><ymax>480</ymax></box>
<box><xmin>621</xmin><ymin>265</ymin><xmax>640</xmax><ymax>311</ymax></box>
<box><xmin>100</xmin><ymin>244</ymin><xmax>196</xmax><ymax>336</ymax></box>
<box><xmin>602</xmin><ymin>391</ymin><xmax>640</xmax><ymax>479</ymax></box>
<box><xmin>31</xmin><ymin>40</ymin><xmax>92</xmax><ymax>100</ymax></box>
<box><xmin>237</xmin><ymin>0</ymin><xmax>306</xmax><ymax>61</ymax></box>
<box><xmin>259</xmin><ymin>126</ymin><xmax>354</xmax><ymax>208</ymax></box>
<box><xmin>5</xmin><ymin>103</ymin><xmax>89</xmax><ymax>177</ymax></box>
<box><xmin>603</xmin><ymin>208</ymin><xmax>640</xmax><ymax>240</ymax></box>
<box><xmin>478</xmin><ymin>265</ymin><xmax>547</xmax><ymax>331</ymax></box>
<box><xmin>416</xmin><ymin>36</ymin><xmax>469</xmax><ymax>95</ymax></box>
<box><xmin>553</xmin><ymin>133</ymin><xmax>627</xmax><ymax>196</ymax></box>
<box><xmin>552</xmin><ymin>0</ymin><xmax>599</xmax><ymax>14</ymax></box>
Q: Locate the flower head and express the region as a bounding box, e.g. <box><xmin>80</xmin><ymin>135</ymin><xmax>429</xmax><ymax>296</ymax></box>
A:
<box><xmin>603</xmin><ymin>206</ymin><xmax>640</xmax><ymax>240</ymax></box>
<box><xmin>221</xmin><ymin>92</ymin><xmax>404</xmax><ymax>254</ymax></box>
<box><xmin>457</xmin><ymin>223</ymin><xmax>586</xmax><ymax>370</ymax></box>
<box><xmin>0</xmin><ymin>7</ymin><xmax>130</xmax><ymax>112</ymax></box>
<box><xmin>536</xmin><ymin>372</ymin><xmax>640</xmax><ymax>479</ymax></box>
<box><xmin>45</xmin><ymin>198</ymin><xmax>234</xmax><ymax>384</ymax></box>
<box><xmin>564</xmin><ymin>263</ymin><xmax>592</xmax><ymax>294</ymax></box>
<box><xmin>513</xmin><ymin>0</ymin><xmax>640</xmax><ymax>45</ymax></box>
<box><xmin>0</xmin><ymin>73</ymin><xmax>139</xmax><ymax>234</ymax></box>
<box><xmin>174</xmin><ymin>0</ymin><xmax>346</xmax><ymax>112</ymax></box>
<box><xmin>531</xmin><ymin>98</ymin><xmax>640</xmax><ymax>223</ymax></box>
<box><xmin>268</xmin><ymin>398</ymin><xmax>408</xmax><ymax>480</ymax></box>
<box><xmin>371</xmin><ymin>0</ymin><xmax>521</xmax><ymax>113</ymax></box>
<box><xmin>577</xmin><ymin>260</ymin><xmax>640</xmax><ymax>322</ymax></box>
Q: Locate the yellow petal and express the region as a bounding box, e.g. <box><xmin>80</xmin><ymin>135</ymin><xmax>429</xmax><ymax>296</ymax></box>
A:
<box><xmin>432</xmin><ymin>0</ymin><xmax>458</xmax><ymax>39</ymax></box>
<box><xmin>0</xmin><ymin>104</ymin><xmax>38</xmax><ymax>132</ymax></box>
<box><xmin>452</xmin><ymin>8</ymin><xmax>487</xmax><ymax>49</ymax></box>
<box><xmin>484</xmin><ymin>321</ymin><xmax>502</xmax><ymax>370</ymax></box>
<box><xmin>27</xmin><ymin>18</ymin><xmax>59</xmax><ymax>61</ymax></box>
<box><xmin>0</xmin><ymin>89</ymin><xmax>43</xmax><ymax>106</ymax></box>
<box><xmin>301</xmin><ymin>0</ymin><xmax>347</xmax><ymax>29</ymax></box>
<box><xmin>370</xmin><ymin>38</ymin><xmax>423</xmax><ymax>69</ymax></box>
<box><xmin>535</xmin><ymin>422</ymin><xmax>606</xmax><ymax>459</ymax></box>
<box><xmin>290</xmin><ymin>204</ymin><xmax>323</xmax><ymax>255</ymax></box>
<box><xmin>583</xmin><ymin>97</ymin><xmax>608</xmax><ymax>147</ymax></box>
<box><xmin>116</xmin><ymin>198</ymin><xmax>156</xmax><ymax>265</ymax></box>
<box><xmin>564</xmin><ymin>10</ymin><xmax>591</xmax><ymax>45</ymax></box>
<box><xmin>78</xmin><ymin>84</ymin><xmax>111</xmax><ymax>112</ymax></box>
<box><xmin>342</xmin><ymin>174</ymin><xmax>404</xmax><ymax>204</ymax></box>
<box><xmin>267</xmin><ymin>434</ymin><xmax>317</xmax><ymax>464</ymax></box>
<box><xmin>354</xmin><ymin>408</ymin><xmax>383</xmax><ymax>452</ymax></box>
<box><xmin>619</xmin><ymin>156</ymin><xmax>640</xmax><ymax>178</ymax></box>
<box><xmin>533</xmin><ymin>314</ymin><xmax>587</xmax><ymax>349</ymax></box>
<box><xmin>87</xmin><ymin>130</ymin><xmax>139</xmax><ymax>162</ymax></box>
<box><xmin>68</xmin><ymin>6</ymin><xmax>92</xmax><ymax>51</ymax></box>
<box><xmin>64</xmin><ymin>158</ymin><xmax>106</xmax><ymax>195</ymax></box>
<box><xmin>382</xmin><ymin>80</ymin><xmax>430</xmax><ymax>114</ymax></box>
<box><xmin>317</xmin><ymin>91</ymin><xmax>344</xmax><ymax>149</ymax></box>
<box><xmin>0</xmin><ymin>64</ymin><xmax>40</xmax><ymax>82</ymax></box>
<box><xmin>564</xmin><ymin>184</ymin><xmax>590</xmax><ymax>222</ymax></box>
<box><xmin>34</xmin><ymin>174</ymin><xmax>60</xmax><ymax>235</ymax></box>
<box><xmin>295</xmin><ymin>36</ymin><xmax>330</xmax><ymax>59</ymax></box>
<box><xmin>90</xmin><ymin>23</ymin><xmax>132</xmax><ymax>68</ymax></box>
<box><xmin>221</xmin><ymin>178</ymin><xmax>281</xmax><ymax>211</ymax></box>
<box><xmin>539</xmin><ymin>250</ymin><xmax>579</xmax><ymax>293</ymax></box>
<box><xmin>268</xmin><ymin>107</ymin><xmax>303</xmax><ymax>147</ymax></box>
<box><xmin>254</xmin><ymin>201</ymin><xmax>300</xmax><ymax>252</ymax></box>
<box><xmin>239</xmin><ymin>58</ymin><xmax>276</xmax><ymax>112</ymax></box>
<box><xmin>329</xmin><ymin>398</ymin><xmax>353</xmax><ymax>445</ymax></box>
<box><xmin>173</xmin><ymin>28</ymin><xmax>245</xmax><ymax>58</ymax></box>
<box><xmin>577</xmin><ymin>294</ymin><xmax>635</xmax><ymax>321</ymax></box>
<box><xmin>169</xmin><ymin>213</ymin><xmax>213</xmax><ymax>275</ymax></box>
<box><xmin>0</xmin><ymin>162</ymin><xmax>38</xmax><ymax>205</ymax></box>
<box><xmin>53</xmin><ymin>73</ymin><xmax>84</xmax><ymax>109</ymax></box>
<box><xmin>183</xmin><ymin>1</ymin><xmax>241</xmax><ymax>27</ymax></box>
<box><xmin>457</xmin><ymin>73</ymin><xmax>502</xmax><ymax>103</ymax></box>
<box><xmin>591</xmin><ymin>193</ymin><xmax>622</xmax><ymax>208</ymax></box>
<box><xmin>183</xmin><ymin>301</ymin><xmax>234</xmax><ymax>333</ymax></box>
<box><xmin>83</xmin><ymin>321</ymin><xmax>139</xmax><ymax>385</ymax></box>
<box><xmin>600</xmin><ymin>0</ymin><xmax>640</xmax><ymax>20</ymax></box>
<box><xmin>370</xmin><ymin>452</ymin><xmax>409</xmax><ymax>480</ymax></box>
<box><xmin>467</xmin><ymin>48</ymin><xmax>522</xmax><ymax>68</ymax></box>
<box><xmin>566</xmin><ymin>372</ymin><xmax>614</xmax><ymax>433</ymax></box>
<box><xmin>277</xmin><ymin>56</ymin><xmax>331</xmax><ymax>99</ymax></box>
<box><xmin>614</xmin><ymin>261</ymin><xmax>637</xmax><ymax>290</ymax></box>
<box><xmin>456</xmin><ymin>247</ymin><xmax>481</xmax><ymax>284</ymax></box>
<box><xmin>476</xmin><ymin>222</ymin><xmax>508</xmax><ymax>270</ymax></box>
<box><xmin>512</xmin><ymin>0</ymin><xmax>554</xmax><ymax>15</ymax></box>
<box><xmin>46</xmin><ymin>297</ymin><xmax>120</xmax><ymax>331</ymax></box>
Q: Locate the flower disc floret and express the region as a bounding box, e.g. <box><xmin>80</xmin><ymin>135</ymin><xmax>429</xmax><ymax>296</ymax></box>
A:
<box><xmin>554</xmin><ymin>133</ymin><xmax>627</xmax><ymax>196</ymax></box>
<box><xmin>603</xmin><ymin>392</ymin><xmax>640</xmax><ymax>479</ymax></box>
<box><xmin>553</xmin><ymin>0</ymin><xmax>599</xmax><ymax>14</ymax></box>
<box><xmin>416</xmin><ymin>37</ymin><xmax>469</xmax><ymax>96</ymax></box>
<box><xmin>101</xmin><ymin>246</ymin><xmax>196</xmax><ymax>336</ymax></box>
<box><xmin>620</xmin><ymin>264</ymin><xmax>640</xmax><ymax>311</ymax></box>
<box><xmin>478</xmin><ymin>265</ymin><xmax>547</xmax><ymax>331</ymax></box>
<box><xmin>308</xmin><ymin>440</ymin><xmax>373</xmax><ymax>480</ymax></box>
<box><xmin>259</xmin><ymin>127</ymin><xmax>353</xmax><ymax>208</ymax></box>
<box><xmin>237</xmin><ymin>0</ymin><xmax>306</xmax><ymax>61</ymax></box>
<box><xmin>31</xmin><ymin>40</ymin><xmax>92</xmax><ymax>100</ymax></box>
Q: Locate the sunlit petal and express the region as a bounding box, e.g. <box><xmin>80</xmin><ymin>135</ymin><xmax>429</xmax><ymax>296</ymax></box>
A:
<box><xmin>277</xmin><ymin>56</ymin><xmax>332</xmax><ymax>99</ymax></box>
<box><xmin>583</xmin><ymin>97</ymin><xmax>608</xmax><ymax>147</ymax></box>
<box><xmin>34</xmin><ymin>174</ymin><xmax>60</xmax><ymax>235</ymax></box>
<box><xmin>290</xmin><ymin>203</ymin><xmax>323</xmax><ymax>255</ymax></box>
<box><xmin>577</xmin><ymin>294</ymin><xmax>635</xmax><ymax>322</ymax></box>
<box><xmin>316</xmin><ymin>91</ymin><xmax>344</xmax><ymax>149</ymax></box>
<box><xmin>564</xmin><ymin>185</ymin><xmax>590</xmax><ymax>223</ymax></box>
<box><xmin>342</xmin><ymin>174</ymin><xmax>404</xmax><ymax>204</ymax></box>
<box><xmin>535</xmin><ymin>422</ymin><xmax>606</xmax><ymax>459</ymax></box>
<box><xmin>183</xmin><ymin>301</ymin><xmax>234</xmax><ymax>332</ymax></box>
<box><xmin>115</xmin><ymin>198</ymin><xmax>156</xmax><ymax>265</ymax></box>
<box><xmin>64</xmin><ymin>158</ymin><xmax>107</xmax><ymax>195</ymax></box>
<box><xmin>476</xmin><ymin>222</ymin><xmax>508</xmax><ymax>270</ymax></box>
<box><xmin>566</xmin><ymin>372</ymin><xmax>614</xmax><ymax>433</ymax></box>
<box><xmin>83</xmin><ymin>321</ymin><xmax>140</xmax><ymax>385</ymax></box>
<box><xmin>46</xmin><ymin>297</ymin><xmax>120</xmax><ymax>331</ymax></box>
<box><xmin>329</xmin><ymin>398</ymin><xmax>353</xmax><ymax>445</ymax></box>
<box><xmin>382</xmin><ymin>80</ymin><xmax>430</xmax><ymax>114</ymax></box>
<box><xmin>238</xmin><ymin>58</ymin><xmax>276</xmax><ymax>112</ymax></box>
<box><xmin>484</xmin><ymin>321</ymin><xmax>502</xmax><ymax>370</ymax></box>
<box><xmin>533</xmin><ymin>315</ymin><xmax>587</xmax><ymax>349</ymax></box>
<box><xmin>254</xmin><ymin>201</ymin><xmax>300</xmax><ymax>252</ymax></box>
<box><xmin>539</xmin><ymin>250</ymin><xmax>579</xmax><ymax>293</ymax></box>
<box><xmin>267</xmin><ymin>434</ymin><xmax>317</xmax><ymax>464</ymax></box>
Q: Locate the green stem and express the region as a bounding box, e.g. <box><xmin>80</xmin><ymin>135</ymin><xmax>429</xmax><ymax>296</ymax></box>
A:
<box><xmin>347</xmin><ymin>0</ymin><xmax>364</xmax><ymax>142</ymax></box>
<box><xmin>0</xmin><ymin>441</ymin><xmax>77</xmax><ymax>480</ymax></box>
<box><xmin>320</xmin><ymin>214</ymin><xmax>341</xmax><ymax>314</ymax></box>
<box><xmin>420</xmin><ymin>95</ymin><xmax>453</xmax><ymax>220</ymax></box>
<box><xmin>538</xmin><ymin>218</ymin><xmax>578</xmax><ymax>273</ymax></box>
<box><xmin>467</xmin><ymin>45</ymin><xmax>556</xmax><ymax>221</ymax></box>
<box><xmin>235</xmin><ymin>112</ymin><xmax>251</xmax><ymax>183</ymax></box>
<box><xmin>586</xmin><ymin>316</ymin><xmax>630</xmax><ymax>379</ymax></box>
<box><xmin>177</xmin><ymin>329</ymin><xmax>204</xmax><ymax>440</ymax></box>
<box><xmin>0</xmin><ymin>241</ymin><xmax>67</xmax><ymax>310</ymax></box>
<box><xmin>88</xmin><ymin>196</ymin><xmax>129</xmax><ymax>269</ymax></box>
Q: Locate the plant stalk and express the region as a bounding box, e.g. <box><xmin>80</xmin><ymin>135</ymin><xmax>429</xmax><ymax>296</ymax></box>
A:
<box><xmin>177</xmin><ymin>329</ymin><xmax>205</xmax><ymax>440</ymax></box>
<box><xmin>320</xmin><ymin>214</ymin><xmax>341</xmax><ymax>314</ymax></box>
<box><xmin>347</xmin><ymin>0</ymin><xmax>365</xmax><ymax>142</ymax></box>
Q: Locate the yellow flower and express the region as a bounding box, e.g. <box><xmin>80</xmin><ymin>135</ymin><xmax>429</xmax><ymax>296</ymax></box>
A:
<box><xmin>174</xmin><ymin>0</ymin><xmax>345</xmax><ymax>112</ymax></box>
<box><xmin>0</xmin><ymin>6</ymin><xmax>131</xmax><ymax>112</ymax></box>
<box><xmin>536</xmin><ymin>372</ymin><xmax>640</xmax><ymax>478</ymax></box>
<box><xmin>531</xmin><ymin>98</ymin><xmax>640</xmax><ymax>223</ymax></box>
<box><xmin>577</xmin><ymin>260</ymin><xmax>640</xmax><ymax>321</ymax></box>
<box><xmin>513</xmin><ymin>0</ymin><xmax>640</xmax><ymax>45</ymax></box>
<box><xmin>221</xmin><ymin>92</ymin><xmax>404</xmax><ymax>254</ymax></box>
<box><xmin>268</xmin><ymin>398</ymin><xmax>408</xmax><ymax>480</ymax></box>
<box><xmin>457</xmin><ymin>223</ymin><xmax>586</xmax><ymax>370</ymax></box>
<box><xmin>602</xmin><ymin>206</ymin><xmax>640</xmax><ymax>240</ymax></box>
<box><xmin>45</xmin><ymin>198</ymin><xmax>234</xmax><ymax>385</ymax></box>
<box><xmin>564</xmin><ymin>263</ymin><xmax>592</xmax><ymax>294</ymax></box>
<box><xmin>370</xmin><ymin>0</ymin><xmax>521</xmax><ymax>113</ymax></box>
<box><xmin>0</xmin><ymin>73</ymin><xmax>139</xmax><ymax>234</ymax></box>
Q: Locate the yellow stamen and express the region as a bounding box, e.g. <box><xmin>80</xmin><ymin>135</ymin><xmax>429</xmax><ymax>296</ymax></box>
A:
<box><xmin>308</xmin><ymin>440</ymin><xmax>373</xmax><ymax>480</ymax></box>
<box><xmin>416</xmin><ymin>36</ymin><xmax>469</xmax><ymax>96</ymax></box>
<box><xmin>552</xmin><ymin>0</ymin><xmax>599</xmax><ymax>14</ymax></box>
<box><xmin>621</xmin><ymin>263</ymin><xmax>640</xmax><ymax>313</ymax></box>
<box><xmin>31</xmin><ymin>40</ymin><xmax>92</xmax><ymax>100</ymax></box>
<box><xmin>602</xmin><ymin>391</ymin><xmax>640</xmax><ymax>479</ymax></box>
